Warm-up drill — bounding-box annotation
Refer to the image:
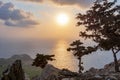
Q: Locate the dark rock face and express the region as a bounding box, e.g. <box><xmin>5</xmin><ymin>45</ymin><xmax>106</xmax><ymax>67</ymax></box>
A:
<box><xmin>1</xmin><ymin>60</ymin><xmax>25</xmax><ymax>80</ymax></box>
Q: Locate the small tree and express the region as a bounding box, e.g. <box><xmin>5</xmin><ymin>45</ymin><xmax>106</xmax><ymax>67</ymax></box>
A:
<box><xmin>32</xmin><ymin>54</ymin><xmax>55</xmax><ymax>68</ymax></box>
<box><xmin>67</xmin><ymin>40</ymin><xmax>97</xmax><ymax>73</ymax></box>
<box><xmin>77</xmin><ymin>0</ymin><xmax>120</xmax><ymax>72</ymax></box>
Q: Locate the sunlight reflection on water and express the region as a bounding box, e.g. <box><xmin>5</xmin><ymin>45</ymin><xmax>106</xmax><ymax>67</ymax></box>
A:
<box><xmin>1</xmin><ymin>39</ymin><xmax>120</xmax><ymax>72</ymax></box>
<box><xmin>50</xmin><ymin>40</ymin><xmax>78</xmax><ymax>71</ymax></box>
<box><xmin>49</xmin><ymin>40</ymin><xmax>120</xmax><ymax>72</ymax></box>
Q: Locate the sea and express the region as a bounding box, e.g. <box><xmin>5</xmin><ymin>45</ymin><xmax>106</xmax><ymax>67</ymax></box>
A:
<box><xmin>0</xmin><ymin>38</ymin><xmax>120</xmax><ymax>72</ymax></box>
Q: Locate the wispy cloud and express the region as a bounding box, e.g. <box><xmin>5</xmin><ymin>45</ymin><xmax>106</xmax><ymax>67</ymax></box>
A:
<box><xmin>51</xmin><ymin>0</ymin><xmax>94</xmax><ymax>8</ymax></box>
<box><xmin>0</xmin><ymin>1</ymin><xmax>39</xmax><ymax>27</ymax></box>
<box><xmin>18</xmin><ymin>0</ymin><xmax>94</xmax><ymax>8</ymax></box>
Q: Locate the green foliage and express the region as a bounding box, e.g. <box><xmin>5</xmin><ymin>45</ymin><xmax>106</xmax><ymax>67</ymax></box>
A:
<box><xmin>67</xmin><ymin>40</ymin><xmax>97</xmax><ymax>73</ymax></box>
<box><xmin>32</xmin><ymin>54</ymin><xmax>55</xmax><ymax>68</ymax></box>
<box><xmin>77</xmin><ymin>0</ymin><xmax>120</xmax><ymax>72</ymax></box>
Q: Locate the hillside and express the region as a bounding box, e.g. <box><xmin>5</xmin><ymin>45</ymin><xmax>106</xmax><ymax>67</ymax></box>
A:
<box><xmin>0</xmin><ymin>54</ymin><xmax>42</xmax><ymax>79</ymax></box>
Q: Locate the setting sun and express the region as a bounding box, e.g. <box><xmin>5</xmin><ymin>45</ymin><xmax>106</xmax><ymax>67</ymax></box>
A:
<box><xmin>56</xmin><ymin>13</ymin><xmax>69</xmax><ymax>26</ymax></box>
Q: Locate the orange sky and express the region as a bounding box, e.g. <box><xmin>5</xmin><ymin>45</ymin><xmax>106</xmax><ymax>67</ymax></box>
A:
<box><xmin>0</xmin><ymin>0</ymin><xmax>90</xmax><ymax>41</ymax></box>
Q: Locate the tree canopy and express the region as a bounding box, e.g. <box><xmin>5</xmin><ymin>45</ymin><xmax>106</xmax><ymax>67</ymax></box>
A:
<box><xmin>77</xmin><ymin>0</ymin><xmax>120</xmax><ymax>72</ymax></box>
<box><xmin>67</xmin><ymin>40</ymin><xmax>97</xmax><ymax>73</ymax></box>
<box><xmin>32</xmin><ymin>54</ymin><xmax>55</xmax><ymax>68</ymax></box>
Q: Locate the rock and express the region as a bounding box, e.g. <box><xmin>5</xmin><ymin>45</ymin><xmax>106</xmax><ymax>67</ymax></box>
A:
<box><xmin>104</xmin><ymin>62</ymin><xmax>115</xmax><ymax>73</ymax></box>
<box><xmin>105</xmin><ymin>76</ymin><xmax>117</xmax><ymax>80</ymax></box>
<box><xmin>32</xmin><ymin>65</ymin><xmax>79</xmax><ymax>80</ymax></box>
<box><xmin>59</xmin><ymin>69</ymin><xmax>79</xmax><ymax>78</ymax></box>
<box><xmin>1</xmin><ymin>60</ymin><xmax>25</xmax><ymax>80</ymax></box>
<box><xmin>62</xmin><ymin>78</ymin><xmax>75</xmax><ymax>80</ymax></box>
<box><xmin>33</xmin><ymin>64</ymin><xmax>60</xmax><ymax>80</ymax></box>
<box><xmin>25</xmin><ymin>73</ymin><xmax>30</xmax><ymax>80</ymax></box>
<box><xmin>32</xmin><ymin>59</ymin><xmax>120</xmax><ymax>80</ymax></box>
<box><xmin>94</xmin><ymin>74</ymin><xmax>102</xmax><ymax>78</ymax></box>
<box><xmin>89</xmin><ymin>67</ymin><xmax>98</xmax><ymax>74</ymax></box>
<box><xmin>87</xmin><ymin>77</ymin><xmax>103</xmax><ymax>80</ymax></box>
<box><xmin>80</xmin><ymin>73</ymin><xmax>103</xmax><ymax>80</ymax></box>
<box><xmin>47</xmin><ymin>74</ymin><xmax>60</xmax><ymax>80</ymax></box>
<box><xmin>83</xmin><ymin>67</ymin><xmax>99</xmax><ymax>78</ymax></box>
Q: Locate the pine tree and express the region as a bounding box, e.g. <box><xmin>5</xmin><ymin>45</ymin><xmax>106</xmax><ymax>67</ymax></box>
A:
<box><xmin>67</xmin><ymin>40</ymin><xmax>97</xmax><ymax>73</ymax></box>
<box><xmin>32</xmin><ymin>54</ymin><xmax>55</xmax><ymax>68</ymax></box>
<box><xmin>77</xmin><ymin>0</ymin><xmax>120</xmax><ymax>72</ymax></box>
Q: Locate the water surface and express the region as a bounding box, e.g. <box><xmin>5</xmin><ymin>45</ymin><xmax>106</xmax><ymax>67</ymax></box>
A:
<box><xmin>0</xmin><ymin>39</ymin><xmax>120</xmax><ymax>72</ymax></box>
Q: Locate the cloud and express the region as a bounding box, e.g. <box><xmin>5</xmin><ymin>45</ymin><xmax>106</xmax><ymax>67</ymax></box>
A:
<box><xmin>51</xmin><ymin>0</ymin><xmax>94</xmax><ymax>7</ymax></box>
<box><xmin>19</xmin><ymin>0</ymin><xmax>94</xmax><ymax>8</ymax></box>
<box><xmin>0</xmin><ymin>1</ymin><xmax>39</xmax><ymax>27</ymax></box>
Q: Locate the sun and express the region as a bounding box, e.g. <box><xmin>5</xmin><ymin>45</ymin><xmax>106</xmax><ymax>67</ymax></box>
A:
<box><xmin>56</xmin><ymin>13</ymin><xmax>69</xmax><ymax>26</ymax></box>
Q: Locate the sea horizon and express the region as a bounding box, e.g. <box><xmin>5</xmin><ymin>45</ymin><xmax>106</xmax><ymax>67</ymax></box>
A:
<box><xmin>0</xmin><ymin>38</ymin><xmax>120</xmax><ymax>72</ymax></box>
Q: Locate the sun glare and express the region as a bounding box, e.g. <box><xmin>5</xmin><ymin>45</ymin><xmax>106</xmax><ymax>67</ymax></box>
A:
<box><xmin>56</xmin><ymin>13</ymin><xmax>69</xmax><ymax>26</ymax></box>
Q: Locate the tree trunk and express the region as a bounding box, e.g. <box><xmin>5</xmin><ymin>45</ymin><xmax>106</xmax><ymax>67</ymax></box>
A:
<box><xmin>78</xmin><ymin>58</ymin><xmax>82</xmax><ymax>73</ymax></box>
<box><xmin>113</xmin><ymin>52</ymin><xmax>119</xmax><ymax>72</ymax></box>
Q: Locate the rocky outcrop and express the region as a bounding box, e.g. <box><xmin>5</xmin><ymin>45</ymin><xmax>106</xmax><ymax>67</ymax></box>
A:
<box><xmin>32</xmin><ymin>64</ymin><xmax>80</xmax><ymax>80</ymax></box>
<box><xmin>1</xmin><ymin>59</ymin><xmax>118</xmax><ymax>80</ymax></box>
<box><xmin>33</xmin><ymin>64</ymin><xmax>61</xmax><ymax>80</ymax></box>
<box><xmin>33</xmin><ymin>63</ymin><xmax>120</xmax><ymax>80</ymax></box>
<box><xmin>83</xmin><ymin>67</ymin><xmax>120</xmax><ymax>80</ymax></box>
<box><xmin>1</xmin><ymin>60</ymin><xmax>25</xmax><ymax>80</ymax></box>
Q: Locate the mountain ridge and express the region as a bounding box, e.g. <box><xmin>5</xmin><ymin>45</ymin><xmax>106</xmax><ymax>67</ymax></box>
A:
<box><xmin>0</xmin><ymin>54</ymin><xmax>33</xmax><ymax>65</ymax></box>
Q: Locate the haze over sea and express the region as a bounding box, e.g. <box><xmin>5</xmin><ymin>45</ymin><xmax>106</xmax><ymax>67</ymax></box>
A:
<box><xmin>0</xmin><ymin>38</ymin><xmax>120</xmax><ymax>72</ymax></box>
